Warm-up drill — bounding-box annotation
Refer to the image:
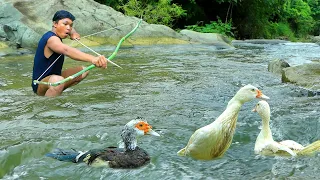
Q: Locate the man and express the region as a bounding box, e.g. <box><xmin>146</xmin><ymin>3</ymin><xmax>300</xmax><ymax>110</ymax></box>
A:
<box><xmin>31</xmin><ymin>10</ymin><xmax>107</xmax><ymax>97</ymax></box>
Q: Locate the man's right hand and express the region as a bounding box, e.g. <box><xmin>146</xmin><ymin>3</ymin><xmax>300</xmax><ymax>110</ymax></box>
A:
<box><xmin>92</xmin><ymin>56</ymin><xmax>107</xmax><ymax>69</ymax></box>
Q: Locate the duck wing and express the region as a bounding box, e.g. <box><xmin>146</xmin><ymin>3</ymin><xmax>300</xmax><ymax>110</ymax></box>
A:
<box><xmin>262</xmin><ymin>142</ymin><xmax>297</xmax><ymax>156</ymax></box>
<box><xmin>84</xmin><ymin>146</ymin><xmax>150</xmax><ymax>168</ymax></box>
<box><xmin>279</xmin><ymin>140</ymin><xmax>304</xmax><ymax>150</ymax></box>
<box><xmin>178</xmin><ymin>124</ymin><xmax>227</xmax><ymax>160</ymax></box>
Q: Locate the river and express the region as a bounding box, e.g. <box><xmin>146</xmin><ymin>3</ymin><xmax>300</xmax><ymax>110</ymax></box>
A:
<box><xmin>0</xmin><ymin>41</ymin><xmax>319</xmax><ymax>179</ymax></box>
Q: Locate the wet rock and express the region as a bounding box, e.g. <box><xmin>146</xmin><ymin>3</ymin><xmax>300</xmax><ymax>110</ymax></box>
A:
<box><xmin>0</xmin><ymin>47</ymin><xmax>33</xmax><ymax>57</ymax></box>
<box><xmin>282</xmin><ymin>63</ymin><xmax>320</xmax><ymax>92</ymax></box>
<box><xmin>268</xmin><ymin>59</ymin><xmax>290</xmax><ymax>75</ymax></box>
<box><xmin>179</xmin><ymin>30</ymin><xmax>233</xmax><ymax>49</ymax></box>
<box><xmin>310</xmin><ymin>36</ymin><xmax>320</xmax><ymax>45</ymax></box>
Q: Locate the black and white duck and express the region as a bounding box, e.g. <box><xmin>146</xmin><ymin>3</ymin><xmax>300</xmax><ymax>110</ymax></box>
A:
<box><xmin>46</xmin><ymin>118</ymin><xmax>160</xmax><ymax>168</ymax></box>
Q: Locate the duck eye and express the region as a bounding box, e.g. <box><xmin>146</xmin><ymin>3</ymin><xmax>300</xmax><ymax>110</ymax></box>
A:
<box><xmin>139</xmin><ymin>124</ymin><xmax>143</xmax><ymax>127</ymax></box>
<box><xmin>251</xmin><ymin>88</ymin><xmax>255</xmax><ymax>92</ymax></box>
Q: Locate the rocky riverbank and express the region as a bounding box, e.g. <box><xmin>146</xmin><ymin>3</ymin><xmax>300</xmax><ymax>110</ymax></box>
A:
<box><xmin>0</xmin><ymin>0</ymin><xmax>232</xmax><ymax>50</ymax></box>
<box><xmin>0</xmin><ymin>0</ymin><xmax>319</xmax><ymax>93</ymax></box>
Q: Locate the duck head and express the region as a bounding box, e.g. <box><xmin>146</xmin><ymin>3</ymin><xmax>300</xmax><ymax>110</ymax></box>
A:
<box><xmin>121</xmin><ymin>117</ymin><xmax>160</xmax><ymax>151</ymax></box>
<box><xmin>233</xmin><ymin>84</ymin><xmax>269</xmax><ymax>104</ymax></box>
<box><xmin>252</xmin><ymin>100</ymin><xmax>270</xmax><ymax>119</ymax></box>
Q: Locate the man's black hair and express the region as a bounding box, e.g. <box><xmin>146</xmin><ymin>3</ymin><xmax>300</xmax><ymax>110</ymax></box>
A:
<box><xmin>52</xmin><ymin>10</ymin><xmax>75</xmax><ymax>22</ymax></box>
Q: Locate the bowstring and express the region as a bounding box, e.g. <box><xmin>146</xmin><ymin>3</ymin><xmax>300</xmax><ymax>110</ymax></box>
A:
<box><xmin>82</xmin><ymin>22</ymin><xmax>134</xmax><ymax>39</ymax></box>
<box><xmin>35</xmin><ymin>54</ymin><xmax>62</xmax><ymax>83</ymax></box>
<box><xmin>35</xmin><ymin>22</ymin><xmax>134</xmax><ymax>83</ymax></box>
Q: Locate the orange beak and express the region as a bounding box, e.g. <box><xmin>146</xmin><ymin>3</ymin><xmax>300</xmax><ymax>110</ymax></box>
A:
<box><xmin>256</xmin><ymin>90</ymin><xmax>269</xmax><ymax>100</ymax></box>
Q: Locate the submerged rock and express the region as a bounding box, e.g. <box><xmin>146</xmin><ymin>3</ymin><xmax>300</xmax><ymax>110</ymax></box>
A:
<box><xmin>232</xmin><ymin>39</ymin><xmax>289</xmax><ymax>46</ymax></box>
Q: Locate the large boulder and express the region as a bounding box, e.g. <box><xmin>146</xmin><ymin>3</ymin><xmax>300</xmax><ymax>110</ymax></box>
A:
<box><xmin>310</xmin><ymin>36</ymin><xmax>320</xmax><ymax>45</ymax></box>
<box><xmin>282</xmin><ymin>63</ymin><xmax>320</xmax><ymax>91</ymax></box>
<box><xmin>0</xmin><ymin>0</ymin><xmax>232</xmax><ymax>50</ymax></box>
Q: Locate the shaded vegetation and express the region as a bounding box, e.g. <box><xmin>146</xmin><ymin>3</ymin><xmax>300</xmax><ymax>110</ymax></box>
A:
<box><xmin>94</xmin><ymin>0</ymin><xmax>320</xmax><ymax>40</ymax></box>
<box><xmin>185</xmin><ymin>18</ymin><xmax>233</xmax><ymax>37</ymax></box>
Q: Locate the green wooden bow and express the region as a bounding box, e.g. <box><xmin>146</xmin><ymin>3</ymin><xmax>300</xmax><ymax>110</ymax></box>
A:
<box><xmin>33</xmin><ymin>19</ymin><xmax>142</xmax><ymax>86</ymax></box>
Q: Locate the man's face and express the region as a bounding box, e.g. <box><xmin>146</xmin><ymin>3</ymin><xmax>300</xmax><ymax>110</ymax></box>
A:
<box><xmin>53</xmin><ymin>18</ymin><xmax>73</xmax><ymax>39</ymax></box>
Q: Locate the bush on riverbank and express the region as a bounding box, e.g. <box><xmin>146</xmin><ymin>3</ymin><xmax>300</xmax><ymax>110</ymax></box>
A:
<box><xmin>266</xmin><ymin>22</ymin><xmax>296</xmax><ymax>41</ymax></box>
<box><xmin>185</xmin><ymin>18</ymin><xmax>233</xmax><ymax>37</ymax></box>
<box><xmin>94</xmin><ymin>0</ymin><xmax>319</xmax><ymax>41</ymax></box>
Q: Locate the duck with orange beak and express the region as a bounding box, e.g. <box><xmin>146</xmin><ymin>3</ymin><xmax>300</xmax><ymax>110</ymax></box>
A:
<box><xmin>178</xmin><ymin>84</ymin><xmax>269</xmax><ymax>160</ymax></box>
<box><xmin>46</xmin><ymin>118</ymin><xmax>160</xmax><ymax>168</ymax></box>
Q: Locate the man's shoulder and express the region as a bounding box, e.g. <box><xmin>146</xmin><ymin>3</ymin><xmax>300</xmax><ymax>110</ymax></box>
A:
<box><xmin>42</xmin><ymin>31</ymin><xmax>55</xmax><ymax>38</ymax></box>
<box><xmin>39</xmin><ymin>31</ymin><xmax>59</xmax><ymax>42</ymax></box>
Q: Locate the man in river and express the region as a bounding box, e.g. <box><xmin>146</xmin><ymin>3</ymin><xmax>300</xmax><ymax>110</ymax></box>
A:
<box><xmin>31</xmin><ymin>10</ymin><xmax>107</xmax><ymax>97</ymax></box>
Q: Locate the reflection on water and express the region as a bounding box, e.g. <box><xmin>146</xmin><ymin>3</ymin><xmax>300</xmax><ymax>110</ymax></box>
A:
<box><xmin>0</xmin><ymin>43</ymin><xmax>320</xmax><ymax>179</ymax></box>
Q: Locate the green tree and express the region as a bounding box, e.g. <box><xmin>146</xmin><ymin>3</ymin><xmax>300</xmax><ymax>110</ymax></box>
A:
<box><xmin>119</xmin><ymin>0</ymin><xmax>186</xmax><ymax>27</ymax></box>
<box><xmin>281</xmin><ymin>0</ymin><xmax>315</xmax><ymax>37</ymax></box>
<box><xmin>307</xmin><ymin>0</ymin><xmax>320</xmax><ymax>35</ymax></box>
<box><xmin>232</xmin><ymin>0</ymin><xmax>284</xmax><ymax>39</ymax></box>
<box><xmin>93</xmin><ymin>0</ymin><xmax>319</xmax><ymax>39</ymax></box>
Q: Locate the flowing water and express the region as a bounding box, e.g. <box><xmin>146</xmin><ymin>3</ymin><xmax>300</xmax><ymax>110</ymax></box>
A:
<box><xmin>0</xmin><ymin>41</ymin><xmax>320</xmax><ymax>180</ymax></box>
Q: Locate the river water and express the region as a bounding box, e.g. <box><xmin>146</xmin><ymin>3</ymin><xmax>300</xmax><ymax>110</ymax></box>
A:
<box><xmin>0</xmin><ymin>41</ymin><xmax>319</xmax><ymax>179</ymax></box>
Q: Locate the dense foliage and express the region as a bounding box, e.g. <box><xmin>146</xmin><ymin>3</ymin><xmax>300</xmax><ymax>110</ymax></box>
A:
<box><xmin>94</xmin><ymin>0</ymin><xmax>320</xmax><ymax>40</ymax></box>
<box><xmin>185</xmin><ymin>18</ymin><xmax>233</xmax><ymax>37</ymax></box>
<box><xmin>119</xmin><ymin>0</ymin><xmax>186</xmax><ymax>27</ymax></box>
<box><xmin>94</xmin><ymin>0</ymin><xmax>186</xmax><ymax>27</ymax></box>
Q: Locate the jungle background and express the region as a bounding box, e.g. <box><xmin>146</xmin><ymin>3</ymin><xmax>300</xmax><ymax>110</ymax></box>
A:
<box><xmin>94</xmin><ymin>0</ymin><xmax>320</xmax><ymax>41</ymax></box>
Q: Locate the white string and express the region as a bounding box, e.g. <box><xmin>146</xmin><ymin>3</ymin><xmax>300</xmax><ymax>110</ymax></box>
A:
<box><xmin>75</xmin><ymin>39</ymin><xmax>101</xmax><ymax>56</ymax></box>
<box><xmin>35</xmin><ymin>40</ymin><xmax>78</xmax><ymax>83</ymax></box>
<box><xmin>74</xmin><ymin>39</ymin><xmax>122</xmax><ymax>68</ymax></box>
<box><xmin>35</xmin><ymin>23</ymin><xmax>132</xmax><ymax>82</ymax></box>
<box><xmin>81</xmin><ymin>22</ymin><xmax>134</xmax><ymax>39</ymax></box>
<box><xmin>35</xmin><ymin>54</ymin><xmax>62</xmax><ymax>82</ymax></box>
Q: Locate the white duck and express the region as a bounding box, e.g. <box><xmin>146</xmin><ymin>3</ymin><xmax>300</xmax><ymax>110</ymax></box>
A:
<box><xmin>253</xmin><ymin>100</ymin><xmax>320</xmax><ymax>156</ymax></box>
<box><xmin>177</xmin><ymin>84</ymin><xmax>269</xmax><ymax>160</ymax></box>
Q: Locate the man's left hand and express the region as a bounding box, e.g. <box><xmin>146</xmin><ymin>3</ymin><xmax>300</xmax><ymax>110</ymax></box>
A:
<box><xmin>70</xmin><ymin>29</ymin><xmax>80</xmax><ymax>40</ymax></box>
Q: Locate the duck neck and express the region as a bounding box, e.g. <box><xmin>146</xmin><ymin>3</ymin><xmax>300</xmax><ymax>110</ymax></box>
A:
<box><xmin>227</xmin><ymin>96</ymin><xmax>244</xmax><ymax>109</ymax></box>
<box><xmin>121</xmin><ymin>128</ymin><xmax>138</xmax><ymax>151</ymax></box>
<box><xmin>215</xmin><ymin>98</ymin><xmax>243</xmax><ymax>130</ymax></box>
<box><xmin>259</xmin><ymin>112</ymin><xmax>273</xmax><ymax>140</ymax></box>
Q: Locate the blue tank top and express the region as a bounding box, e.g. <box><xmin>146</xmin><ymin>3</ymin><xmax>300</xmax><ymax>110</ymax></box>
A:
<box><xmin>31</xmin><ymin>31</ymin><xmax>65</xmax><ymax>93</ymax></box>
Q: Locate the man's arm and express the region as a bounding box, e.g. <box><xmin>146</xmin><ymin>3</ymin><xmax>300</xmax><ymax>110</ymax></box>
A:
<box><xmin>47</xmin><ymin>36</ymin><xmax>107</xmax><ymax>68</ymax></box>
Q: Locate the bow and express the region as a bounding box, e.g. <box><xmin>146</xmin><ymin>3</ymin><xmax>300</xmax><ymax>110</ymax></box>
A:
<box><xmin>33</xmin><ymin>19</ymin><xmax>142</xmax><ymax>86</ymax></box>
